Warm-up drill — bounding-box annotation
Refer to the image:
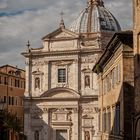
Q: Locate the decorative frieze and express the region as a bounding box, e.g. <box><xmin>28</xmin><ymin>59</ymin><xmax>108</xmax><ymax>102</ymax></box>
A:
<box><xmin>25</xmin><ymin>60</ymin><xmax>48</xmax><ymax>66</ymax></box>
<box><xmin>50</xmin><ymin>108</ymin><xmax>72</xmax><ymax>122</ymax></box>
<box><xmin>52</xmin><ymin>60</ymin><xmax>73</xmax><ymax>66</ymax></box>
<box><xmin>81</xmin><ymin>55</ymin><xmax>98</xmax><ymax>64</ymax></box>
<box><xmin>42</xmin><ymin>108</ymin><xmax>49</xmax><ymax>113</ymax></box>
<box><xmin>82</xmin><ymin>107</ymin><xmax>95</xmax><ymax>114</ymax></box>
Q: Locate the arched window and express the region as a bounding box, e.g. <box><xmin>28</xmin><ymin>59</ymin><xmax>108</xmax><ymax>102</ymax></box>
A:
<box><xmin>85</xmin><ymin>75</ymin><xmax>90</xmax><ymax>87</ymax></box>
<box><xmin>34</xmin><ymin>130</ymin><xmax>39</xmax><ymax>140</ymax></box>
<box><xmin>35</xmin><ymin>77</ymin><xmax>40</xmax><ymax>89</ymax></box>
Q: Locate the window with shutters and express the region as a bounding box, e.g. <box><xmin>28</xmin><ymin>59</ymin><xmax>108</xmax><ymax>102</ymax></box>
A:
<box><xmin>102</xmin><ymin>110</ymin><xmax>106</xmax><ymax>132</ymax></box>
<box><xmin>112</xmin><ymin>68</ymin><xmax>115</xmax><ymax>88</ymax></box>
<box><xmin>58</xmin><ymin>68</ymin><xmax>66</xmax><ymax>83</ymax></box>
<box><xmin>106</xmin><ymin>109</ymin><xmax>111</xmax><ymax>133</ymax></box>
<box><xmin>98</xmin><ymin>111</ymin><xmax>101</xmax><ymax>131</ymax></box>
<box><xmin>112</xmin><ymin>104</ymin><xmax>120</xmax><ymax>135</ymax></box>
<box><xmin>0</xmin><ymin>76</ymin><xmax>2</xmax><ymax>84</ymax></box>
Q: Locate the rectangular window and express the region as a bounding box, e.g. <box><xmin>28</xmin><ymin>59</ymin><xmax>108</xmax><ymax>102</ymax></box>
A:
<box><xmin>107</xmin><ymin>75</ymin><xmax>111</xmax><ymax>92</ymax></box>
<box><xmin>9</xmin><ymin>96</ymin><xmax>11</xmax><ymax>105</ymax></box>
<box><xmin>115</xmin><ymin>104</ymin><xmax>120</xmax><ymax>135</ymax></box>
<box><xmin>15</xmin><ymin>97</ymin><xmax>18</xmax><ymax>105</ymax></box>
<box><xmin>117</xmin><ymin>63</ymin><xmax>121</xmax><ymax>83</ymax></box>
<box><xmin>20</xmin><ymin>81</ymin><xmax>22</xmax><ymax>88</ymax></box>
<box><xmin>103</xmin><ymin>79</ymin><xmax>105</xmax><ymax>94</ymax></box>
<box><xmin>58</xmin><ymin>68</ymin><xmax>66</xmax><ymax>83</ymax></box>
<box><xmin>15</xmin><ymin>79</ymin><xmax>17</xmax><ymax>87</ymax></box>
<box><xmin>114</xmin><ymin>67</ymin><xmax>117</xmax><ymax>85</ymax></box>
<box><xmin>24</xmin><ymin>81</ymin><xmax>25</xmax><ymax>88</ymax></box>
<box><xmin>10</xmin><ymin>78</ymin><xmax>13</xmax><ymax>86</ymax></box>
<box><xmin>102</xmin><ymin>110</ymin><xmax>106</xmax><ymax>132</ymax></box>
<box><xmin>106</xmin><ymin>110</ymin><xmax>111</xmax><ymax>133</ymax></box>
<box><xmin>98</xmin><ymin>111</ymin><xmax>101</xmax><ymax>131</ymax></box>
<box><xmin>0</xmin><ymin>76</ymin><xmax>1</xmax><ymax>84</ymax></box>
<box><xmin>4</xmin><ymin>77</ymin><xmax>7</xmax><ymax>85</ymax></box>
<box><xmin>112</xmin><ymin>68</ymin><xmax>115</xmax><ymax>88</ymax></box>
<box><xmin>4</xmin><ymin>96</ymin><xmax>7</xmax><ymax>103</ymax></box>
<box><xmin>103</xmin><ymin>77</ymin><xmax>107</xmax><ymax>94</ymax></box>
<box><xmin>12</xmin><ymin>97</ymin><xmax>14</xmax><ymax>105</ymax></box>
<box><xmin>112</xmin><ymin>104</ymin><xmax>120</xmax><ymax>135</ymax></box>
<box><xmin>17</xmin><ymin>80</ymin><xmax>20</xmax><ymax>88</ymax></box>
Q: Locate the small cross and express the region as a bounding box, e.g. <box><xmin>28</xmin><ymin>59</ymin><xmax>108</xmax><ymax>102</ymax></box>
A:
<box><xmin>60</xmin><ymin>11</ymin><xmax>64</xmax><ymax>19</ymax></box>
<box><xmin>26</xmin><ymin>40</ymin><xmax>31</xmax><ymax>53</ymax></box>
<box><xmin>26</xmin><ymin>40</ymin><xmax>30</xmax><ymax>48</ymax></box>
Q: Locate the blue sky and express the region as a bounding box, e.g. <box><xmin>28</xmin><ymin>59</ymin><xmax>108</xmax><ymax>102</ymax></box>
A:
<box><xmin>0</xmin><ymin>0</ymin><xmax>133</xmax><ymax>69</ymax></box>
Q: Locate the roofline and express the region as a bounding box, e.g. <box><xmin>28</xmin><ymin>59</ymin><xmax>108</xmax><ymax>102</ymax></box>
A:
<box><xmin>0</xmin><ymin>64</ymin><xmax>25</xmax><ymax>72</ymax></box>
<box><xmin>42</xmin><ymin>27</ymin><xmax>79</xmax><ymax>40</ymax></box>
<box><xmin>92</xmin><ymin>30</ymin><xmax>133</xmax><ymax>73</ymax></box>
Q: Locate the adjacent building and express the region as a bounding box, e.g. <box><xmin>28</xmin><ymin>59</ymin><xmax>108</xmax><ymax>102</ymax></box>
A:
<box><xmin>93</xmin><ymin>31</ymin><xmax>134</xmax><ymax>140</ymax></box>
<box><xmin>133</xmin><ymin>0</ymin><xmax>140</xmax><ymax>139</ymax></box>
<box><xmin>21</xmin><ymin>0</ymin><xmax>121</xmax><ymax>140</ymax></box>
<box><xmin>0</xmin><ymin>65</ymin><xmax>25</xmax><ymax>140</ymax></box>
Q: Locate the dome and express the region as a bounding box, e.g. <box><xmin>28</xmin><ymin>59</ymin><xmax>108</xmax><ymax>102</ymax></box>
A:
<box><xmin>69</xmin><ymin>0</ymin><xmax>121</xmax><ymax>34</ymax></box>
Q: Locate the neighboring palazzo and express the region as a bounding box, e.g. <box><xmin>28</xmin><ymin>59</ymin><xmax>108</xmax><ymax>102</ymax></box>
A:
<box><xmin>133</xmin><ymin>0</ymin><xmax>140</xmax><ymax>139</ymax></box>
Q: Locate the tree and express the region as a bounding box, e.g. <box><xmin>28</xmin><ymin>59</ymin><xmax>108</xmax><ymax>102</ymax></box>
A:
<box><xmin>0</xmin><ymin>109</ymin><xmax>22</xmax><ymax>140</ymax></box>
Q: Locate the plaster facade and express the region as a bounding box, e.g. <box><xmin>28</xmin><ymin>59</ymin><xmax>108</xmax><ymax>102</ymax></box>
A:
<box><xmin>93</xmin><ymin>31</ymin><xmax>134</xmax><ymax>140</ymax></box>
<box><xmin>0</xmin><ymin>65</ymin><xmax>25</xmax><ymax>140</ymax></box>
<box><xmin>133</xmin><ymin>0</ymin><xmax>140</xmax><ymax>139</ymax></box>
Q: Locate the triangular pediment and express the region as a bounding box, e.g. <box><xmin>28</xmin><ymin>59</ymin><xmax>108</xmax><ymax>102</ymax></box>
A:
<box><xmin>41</xmin><ymin>87</ymin><xmax>80</xmax><ymax>99</ymax></box>
<box><xmin>42</xmin><ymin>28</ymin><xmax>79</xmax><ymax>41</ymax></box>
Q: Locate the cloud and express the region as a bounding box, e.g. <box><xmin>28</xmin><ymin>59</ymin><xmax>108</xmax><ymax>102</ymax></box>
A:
<box><xmin>105</xmin><ymin>0</ymin><xmax>133</xmax><ymax>29</ymax></box>
<box><xmin>0</xmin><ymin>0</ymin><xmax>133</xmax><ymax>68</ymax></box>
<box><xmin>0</xmin><ymin>0</ymin><xmax>7</xmax><ymax>9</ymax></box>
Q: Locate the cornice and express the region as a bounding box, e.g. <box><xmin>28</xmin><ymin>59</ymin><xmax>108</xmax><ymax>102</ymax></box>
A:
<box><xmin>24</xmin><ymin>95</ymin><xmax>98</xmax><ymax>101</ymax></box>
<box><xmin>24</xmin><ymin>96</ymin><xmax>80</xmax><ymax>101</ymax></box>
<box><xmin>93</xmin><ymin>31</ymin><xmax>133</xmax><ymax>73</ymax></box>
<box><xmin>21</xmin><ymin>48</ymin><xmax>101</xmax><ymax>58</ymax></box>
<box><xmin>43</xmin><ymin>37</ymin><xmax>79</xmax><ymax>42</ymax></box>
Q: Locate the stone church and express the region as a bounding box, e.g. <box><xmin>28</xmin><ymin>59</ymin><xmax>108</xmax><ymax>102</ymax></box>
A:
<box><xmin>21</xmin><ymin>0</ymin><xmax>121</xmax><ymax>140</ymax></box>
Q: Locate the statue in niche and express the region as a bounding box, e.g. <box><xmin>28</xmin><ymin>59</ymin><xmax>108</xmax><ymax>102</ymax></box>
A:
<box><xmin>137</xmin><ymin>0</ymin><xmax>140</xmax><ymax>7</ymax></box>
<box><xmin>85</xmin><ymin>131</ymin><xmax>90</xmax><ymax>140</ymax></box>
<box><xmin>34</xmin><ymin>130</ymin><xmax>39</xmax><ymax>140</ymax></box>
<box><xmin>35</xmin><ymin>77</ymin><xmax>40</xmax><ymax>89</ymax></box>
<box><xmin>85</xmin><ymin>75</ymin><xmax>90</xmax><ymax>87</ymax></box>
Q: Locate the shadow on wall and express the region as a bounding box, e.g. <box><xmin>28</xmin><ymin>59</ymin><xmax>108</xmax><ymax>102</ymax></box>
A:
<box><xmin>111</xmin><ymin>82</ymin><xmax>134</xmax><ymax>140</ymax></box>
<box><xmin>133</xmin><ymin>54</ymin><xmax>140</xmax><ymax>140</ymax></box>
<box><xmin>24</xmin><ymin>100</ymin><xmax>68</xmax><ymax>140</ymax></box>
<box><xmin>100</xmin><ymin>82</ymin><xmax>134</xmax><ymax>140</ymax></box>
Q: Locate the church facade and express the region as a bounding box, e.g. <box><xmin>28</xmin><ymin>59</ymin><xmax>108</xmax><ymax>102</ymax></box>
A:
<box><xmin>22</xmin><ymin>0</ymin><xmax>121</xmax><ymax>140</ymax></box>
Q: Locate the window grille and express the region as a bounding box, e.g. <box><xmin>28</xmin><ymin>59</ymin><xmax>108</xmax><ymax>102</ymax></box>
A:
<box><xmin>58</xmin><ymin>69</ymin><xmax>66</xmax><ymax>83</ymax></box>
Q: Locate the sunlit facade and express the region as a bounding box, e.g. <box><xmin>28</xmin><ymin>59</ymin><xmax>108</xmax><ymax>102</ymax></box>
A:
<box><xmin>22</xmin><ymin>0</ymin><xmax>120</xmax><ymax>140</ymax></box>
<box><xmin>93</xmin><ymin>31</ymin><xmax>134</xmax><ymax>140</ymax></box>
<box><xmin>133</xmin><ymin>0</ymin><xmax>140</xmax><ymax>139</ymax></box>
<box><xmin>0</xmin><ymin>65</ymin><xmax>25</xmax><ymax>140</ymax></box>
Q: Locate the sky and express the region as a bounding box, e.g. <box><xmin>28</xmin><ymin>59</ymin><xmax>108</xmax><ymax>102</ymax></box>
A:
<box><xmin>0</xmin><ymin>0</ymin><xmax>133</xmax><ymax>69</ymax></box>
